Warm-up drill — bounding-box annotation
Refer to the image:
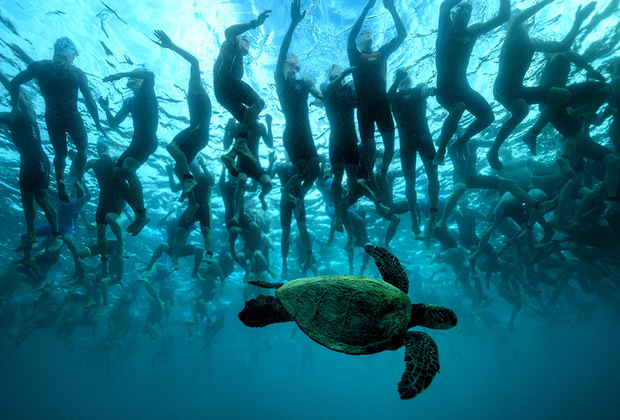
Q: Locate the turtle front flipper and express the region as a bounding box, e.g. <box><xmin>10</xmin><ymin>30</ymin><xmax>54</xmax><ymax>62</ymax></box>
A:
<box><xmin>238</xmin><ymin>295</ymin><xmax>293</xmax><ymax>327</ymax></box>
<box><xmin>398</xmin><ymin>331</ymin><xmax>440</xmax><ymax>399</ymax></box>
<box><xmin>364</xmin><ymin>245</ymin><xmax>409</xmax><ymax>293</ymax></box>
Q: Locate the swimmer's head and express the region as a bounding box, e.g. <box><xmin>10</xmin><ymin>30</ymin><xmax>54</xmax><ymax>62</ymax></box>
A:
<box><xmin>127</xmin><ymin>65</ymin><xmax>150</xmax><ymax>90</ymax></box>
<box><xmin>53</xmin><ymin>37</ymin><xmax>78</xmax><ymax>60</ymax></box>
<box><xmin>239</xmin><ymin>35</ymin><xmax>250</xmax><ymax>55</ymax></box>
<box><xmin>451</xmin><ymin>1</ymin><xmax>472</xmax><ymax>28</ymax></box>
<box><xmin>398</xmin><ymin>76</ymin><xmax>413</xmax><ymax>91</ymax></box>
<box><xmin>96</xmin><ymin>139</ymin><xmax>110</xmax><ymax>156</ymax></box>
<box><xmin>327</xmin><ymin>64</ymin><xmax>341</xmax><ymax>81</ymax></box>
<box><xmin>358</xmin><ymin>29</ymin><xmax>373</xmax><ymax>53</ymax></box>
<box><xmin>285</xmin><ymin>54</ymin><xmax>300</xmax><ymax>80</ymax></box>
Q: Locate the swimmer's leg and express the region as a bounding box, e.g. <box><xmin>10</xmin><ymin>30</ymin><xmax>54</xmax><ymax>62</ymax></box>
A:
<box><xmin>488</xmin><ymin>99</ymin><xmax>529</xmax><ymax>170</ymax></box>
<box><xmin>434</xmin><ymin>102</ymin><xmax>465</xmax><ymax>165</ymax></box>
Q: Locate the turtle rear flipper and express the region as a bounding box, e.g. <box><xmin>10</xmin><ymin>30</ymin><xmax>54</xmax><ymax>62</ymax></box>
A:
<box><xmin>238</xmin><ymin>295</ymin><xmax>292</xmax><ymax>328</ymax></box>
<box><xmin>249</xmin><ymin>280</ymin><xmax>285</xmax><ymax>289</ymax></box>
<box><xmin>398</xmin><ymin>331</ymin><xmax>440</xmax><ymax>399</ymax></box>
<box><xmin>364</xmin><ymin>245</ymin><xmax>409</xmax><ymax>293</ymax></box>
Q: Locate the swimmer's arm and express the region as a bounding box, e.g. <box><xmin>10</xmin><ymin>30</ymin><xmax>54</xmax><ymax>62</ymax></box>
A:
<box><xmin>166</xmin><ymin>164</ymin><xmax>182</xmax><ymax>192</ymax></box>
<box><xmin>563</xmin><ymin>51</ymin><xmax>606</xmax><ymax>82</ymax></box>
<box><xmin>348</xmin><ymin>0</ymin><xmax>374</xmax><ymax>55</ymax></box>
<box><xmin>77</xmin><ymin>70</ymin><xmax>105</xmax><ymax>132</ymax></box>
<box><xmin>261</xmin><ymin>114</ymin><xmax>273</xmax><ymax>148</ymax></box>
<box><xmin>324</xmin><ymin>67</ymin><xmax>355</xmax><ymax>98</ymax></box>
<box><xmin>275</xmin><ymin>4</ymin><xmax>305</xmax><ymax>91</ymax></box>
<box><xmin>223</xmin><ymin>118</ymin><xmax>237</xmax><ymax>150</ymax></box>
<box><xmin>224</xmin><ymin>10</ymin><xmax>271</xmax><ymax>41</ymax></box>
<box><xmin>381</xmin><ymin>0</ymin><xmax>407</xmax><ymax>55</ymax></box>
<box><xmin>438</xmin><ymin>0</ymin><xmax>462</xmax><ymax>37</ymax></box>
<box><xmin>470</xmin><ymin>0</ymin><xmax>510</xmax><ymax>36</ymax></box>
<box><xmin>305</xmin><ymin>78</ymin><xmax>323</xmax><ymax>101</ymax></box>
<box><xmin>511</xmin><ymin>0</ymin><xmax>555</xmax><ymax>27</ymax></box>
<box><xmin>0</xmin><ymin>112</ymin><xmax>9</xmax><ymax>125</ymax></box>
<box><xmin>8</xmin><ymin>62</ymin><xmax>41</xmax><ymax>111</ymax></box>
<box><xmin>101</xmin><ymin>98</ymin><xmax>131</xmax><ymax>128</ymax></box>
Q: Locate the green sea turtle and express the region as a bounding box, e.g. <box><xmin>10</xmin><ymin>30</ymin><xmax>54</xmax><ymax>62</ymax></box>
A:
<box><xmin>238</xmin><ymin>245</ymin><xmax>457</xmax><ymax>399</ymax></box>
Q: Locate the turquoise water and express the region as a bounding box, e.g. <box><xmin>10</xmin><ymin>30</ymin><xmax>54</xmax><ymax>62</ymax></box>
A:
<box><xmin>1</xmin><ymin>0</ymin><xmax>619</xmax><ymax>419</ymax></box>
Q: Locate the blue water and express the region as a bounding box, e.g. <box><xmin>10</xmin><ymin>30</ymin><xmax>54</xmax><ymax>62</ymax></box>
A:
<box><xmin>1</xmin><ymin>0</ymin><xmax>620</xmax><ymax>419</ymax></box>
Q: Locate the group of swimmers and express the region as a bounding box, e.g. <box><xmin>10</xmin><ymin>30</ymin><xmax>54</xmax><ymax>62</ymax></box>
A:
<box><xmin>1</xmin><ymin>0</ymin><xmax>620</xmax><ymax>345</ymax></box>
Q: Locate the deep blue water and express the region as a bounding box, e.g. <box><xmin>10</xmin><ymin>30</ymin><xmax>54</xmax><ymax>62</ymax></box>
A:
<box><xmin>1</xmin><ymin>0</ymin><xmax>620</xmax><ymax>419</ymax></box>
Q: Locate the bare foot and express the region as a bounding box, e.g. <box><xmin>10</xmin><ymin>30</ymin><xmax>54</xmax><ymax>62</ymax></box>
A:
<box><xmin>47</xmin><ymin>235</ymin><xmax>63</xmax><ymax>254</ymax></box>
<box><xmin>556</xmin><ymin>157</ymin><xmax>575</xmax><ymax>178</ymax></box>
<box><xmin>432</xmin><ymin>149</ymin><xmax>446</xmax><ymax>166</ymax></box>
<box><xmin>74</xmin><ymin>180</ymin><xmax>84</xmax><ymax>199</ymax></box>
<box><xmin>57</xmin><ymin>179</ymin><xmax>70</xmax><ymax>203</ymax></box>
<box><xmin>180</xmin><ymin>178</ymin><xmax>198</xmax><ymax>202</ymax></box>
<box><xmin>487</xmin><ymin>149</ymin><xmax>503</xmax><ymax>171</ymax></box>
<box><xmin>126</xmin><ymin>213</ymin><xmax>150</xmax><ymax>236</ymax></box>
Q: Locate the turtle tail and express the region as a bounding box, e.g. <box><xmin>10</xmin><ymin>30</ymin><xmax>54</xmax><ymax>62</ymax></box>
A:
<box><xmin>238</xmin><ymin>295</ymin><xmax>292</xmax><ymax>328</ymax></box>
<box><xmin>364</xmin><ymin>245</ymin><xmax>409</xmax><ymax>293</ymax></box>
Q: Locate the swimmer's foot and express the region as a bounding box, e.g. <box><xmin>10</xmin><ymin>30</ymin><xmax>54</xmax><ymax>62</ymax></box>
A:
<box><xmin>126</xmin><ymin>212</ymin><xmax>149</xmax><ymax>236</ymax></box>
<box><xmin>34</xmin><ymin>280</ymin><xmax>47</xmax><ymax>291</ymax></box>
<box><xmin>16</xmin><ymin>234</ymin><xmax>37</xmax><ymax>252</ymax></box>
<box><xmin>74</xmin><ymin>180</ymin><xmax>84</xmax><ymax>199</ymax></box>
<box><xmin>221</xmin><ymin>152</ymin><xmax>239</xmax><ymax>177</ymax></box>
<box><xmin>260</xmin><ymin>194</ymin><xmax>268</xmax><ymax>211</ymax></box>
<box><xmin>180</xmin><ymin>178</ymin><xmax>198</xmax><ymax>202</ymax></box>
<box><xmin>432</xmin><ymin>150</ymin><xmax>445</xmax><ymax>166</ymax></box>
<box><xmin>376</xmin><ymin>203</ymin><xmax>390</xmax><ymax>218</ymax></box>
<box><xmin>57</xmin><ymin>179</ymin><xmax>70</xmax><ymax>203</ymax></box>
<box><xmin>47</xmin><ymin>235</ymin><xmax>63</xmax><ymax>254</ymax></box>
<box><xmin>541</xmin><ymin>227</ymin><xmax>555</xmax><ymax>244</ymax></box>
<box><xmin>487</xmin><ymin>149</ymin><xmax>503</xmax><ymax>171</ymax></box>
<box><xmin>522</xmin><ymin>131</ymin><xmax>537</xmax><ymax>156</ymax></box>
<box><xmin>539</xmin><ymin>196</ymin><xmax>559</xmax><ymax>215</ymax></box>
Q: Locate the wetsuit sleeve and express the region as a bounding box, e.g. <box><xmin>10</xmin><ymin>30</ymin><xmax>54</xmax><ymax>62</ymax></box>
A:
<box><xmin>347</xmin><ymin>2</ymin><xmax>372</xmax><ymax>65</ymax></box>
<box><xmin>106</xmin><ymin>98</ymin><xmax>132</xmax><ymax>128</ymax></box>
<box><xmin>77</xmin><ymin>70</ymin><xmax>104</xmax><ymax>131</ymax></box>
<box><xmin>380</xmin><ymin>6</ymin><xmax>407</xmax><ymax>56</ymax></box>
<box><xmin>438</xmin><ymin>0</ymin><xmax>461</xmax><ymax>41</ymax></box>
<box><xmin>471</xmin><ymin>0</ymin><xmax>511</xmax><ymax>36</ymax></box>
<box><xmin>224</xmin><ymin>22</ymin><xmax>254</xmax><ymax>42</ymax></box>
<box><xmin>8</xmin><ymin>61</ymin><xmax>41</xmax><ymax>110</ymax></box>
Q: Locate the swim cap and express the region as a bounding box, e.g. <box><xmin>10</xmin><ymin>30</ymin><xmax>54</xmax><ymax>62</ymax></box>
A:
<box><xmin>53</xmin><ymin>37</ymin><xmax>77</xmax><ymax>56</ymax></box>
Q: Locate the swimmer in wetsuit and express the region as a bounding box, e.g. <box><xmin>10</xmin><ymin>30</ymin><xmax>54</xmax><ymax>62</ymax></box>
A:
<box><xmin>85</xmin><ymin>140</ymin><xmax>126</xmax><ymax>279</ymax></box>
<box><xmin>488</xmin><ymin>0</ymin><xmax>596</xmax><ymax>170</ymax></box>
<box><xmin>153</xmin><ymin>30</ymin><xmax>211</xmax><ymax>204</ymax></box>
<box><xmin>223</xmin><ymin>114</ymin><xmax>273</xmax><ymax>221</ymax></box>
<box><xmin>347</xmin><ymin>0</ymin><xmax>406</xmax><ymax>189</ymax></box>
<box><xmin>9</xmin><ymin>37</ymin><xmax>106</xmax><ymax>202</ymax></box>
<box><xmin>101</xmin><ymin>68</ymin><xmax>158</xmax><ymax>236</ymax></box>
<box><xmin>275</xmin><ymin>0</ymin><xmax>323</xmax><ymax>203</ymax></box>
<box><xmin>322</xmin><ymin>64</ymin><xmax>359</xmax><ymax>232</ymax></box>
<box><xmin>0</xmin><ymin>72</ymin><xmax>62</xmax><ymax>254</ymax></box>
<box><xmin>433</xmin><ymin>0</ymin><xmax>510</xmax><ymax>165</ymax></box>
<box><xmin>389</xmin><ymin>67</ymin><xmax>440</xmax><ymax>238</ymax></box>
<box><xmin>214</xmin><ymin>9</ymin><xmax>271</xmax><ymax>177</ymax></box>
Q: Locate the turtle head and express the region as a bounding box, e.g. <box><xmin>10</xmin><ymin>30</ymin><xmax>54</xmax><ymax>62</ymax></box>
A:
<box><xmin>410</xmin><ymin>303</ymin><xmax>457</xmax><ymax>330</ymax></box>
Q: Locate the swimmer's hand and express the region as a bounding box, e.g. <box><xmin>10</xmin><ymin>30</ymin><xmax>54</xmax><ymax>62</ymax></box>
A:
<box><xmin>342</xmin><ymin>66</ymin><xmax>356</xmax><ymax>77</ymax></box>
<box><xmin>265</xmin><ymin>114</ymin><xmax>273</xmax><ymax>125</ymax></box>
<box><xmin>575</xmin><ymin>1</ymin><xmax>596</xmax><ymax>22</ymax></box>
<box><xmin>291</xmin><ymin>0</ymin><xmax>306</xmax><ymax>24</ymax></box>
<box><xmin>268</xmin><ymin>150</ymin><xmax>277</xmax><ymax>164</ymax></box>
<box><xmin>395</xmin><ymin>67</ymin><xmax>409</xmax><ymax>81</ymax></box>
<box><xmin>103</xmin><ymin>74</ymin><xmax>122</xmax><ymax>83</ymax></box>
<box><xmin>256</xmin><ymin>10</ymin><xmax>271</xmax><ymax>27</ymax></box>
<box><xmin>98</xmin><ymin>96</ymin><xmax>109</xmax><ymax>109</ymax></box>
<box><xmin>153</xmin><ymin>30</ymin><xmax>174</xmax><ymax>49</ymax></box>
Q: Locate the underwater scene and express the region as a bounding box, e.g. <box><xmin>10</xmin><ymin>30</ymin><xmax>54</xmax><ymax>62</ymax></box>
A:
<box><xmin>1</xmin><ymin>0</ymin><xmax>620</xmax><ymax>418</ymax></box>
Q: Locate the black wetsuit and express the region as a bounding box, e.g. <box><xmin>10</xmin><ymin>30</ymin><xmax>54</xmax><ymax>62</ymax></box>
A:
<box><xmin>214</xmin><ymin>39</ymin><xmax>254</xmax><ymax>123</ymax></box>
<box><xmin>236</xmin><ymin>123</ymin><xmax>268</xmax><ymax>181</ymax></box>
<box><xmin>26</xmin><ymin>60</ymin><xmax>88</xmax><ymax>155</ymax></box>
<box><xmin>114</xmin><ymin>77</ymin><xmax>159</xmax><ymax>167</ymax></box>
<box><xmin>324</xmin><ymin>81</ymin><xmax>359</xmax><ymax>167</ymax></box>
<box><xmin>494</xmin><ymin>26</ymin><xmax>549</xmax><ymax>108</ymax></box>
<box><xmin>436</xmin><ymin>4</ymin><xmax>491</xmax><ymax>118</ymax></box>
<box><xmin>92</xmin><ymin>155</ymin><xmax>126</xmax><ymax>225</ymax></box>
<box><xmin>389</xmin><ymin>86</ymin><xmax>436</xmax><ymax>170</ymax></box>
<box><xmin>173</xmin><ymin>91</ymin><xmax>211</xmax><ymax>163</ymax></box>
<box><xmin>7</xmin><ymin>112</ymin><xmax>50</xmax><ymax>193</ymax></box>
<box><xmin>278</xmin><ymin>163</ymin><xmax>306</xmax><ymax>228</ymax></box>
<box><xmin>348</xmin><ymin>42</ymin><xmax>397</xmax><ymax>141</ymax></box>
<box><xmin>178</xmin><ymin>171</ymin><xmax>214</xmax><ymax>229</ymax></box>
<box><xmin>610</xmin><ymin>78</ymin><xmax>620</xmax><ymax>153</ymax></box>
<box><xmin>277</xmin><ymin>79</ymin><xmax>316</xmax><ymax>164</ymax></box>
